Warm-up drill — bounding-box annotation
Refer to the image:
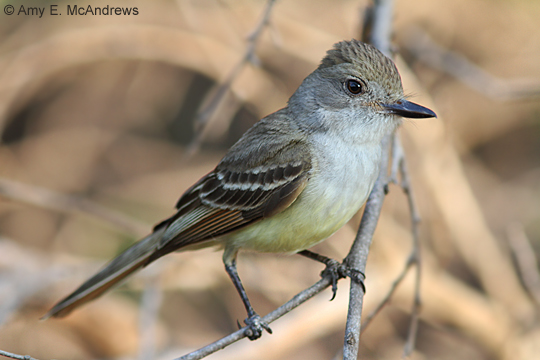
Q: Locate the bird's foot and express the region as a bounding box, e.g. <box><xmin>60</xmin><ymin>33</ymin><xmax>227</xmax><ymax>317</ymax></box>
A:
<box><xmin>243</xmin><ymin>314</ymin><xmax>272</xmax><ymax>340</ymax></box>
<box><xmin>320</xmin><ymin>259</ymin><xmax>346</xmax><ymax>300</ymax></box>
<box><xmin>341</xmin><ymin>265</ymin><xmax>366</xmax><ymax>293</ymax></box>
<box><xmin>321</xmin><ymin>260</ymin><xmax>366</xmax><ymax>300</ymax></box>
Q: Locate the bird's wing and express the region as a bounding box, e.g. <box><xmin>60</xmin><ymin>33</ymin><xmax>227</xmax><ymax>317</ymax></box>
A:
<box><xmin>44</xmin><ymin>115</ymin><xmax>312</xmax><ymax>318</ymax></box>
<box><xmin>150</xmin><ymin>121</ymin><xmax>313</xmax><ymax>260</ymax></box>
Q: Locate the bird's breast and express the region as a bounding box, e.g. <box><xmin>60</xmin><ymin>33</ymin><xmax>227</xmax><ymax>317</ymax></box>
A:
<box><xmin>226</xmin><ymin>138</ymin><xmax>381</xmax><ymax>254</ymax></box>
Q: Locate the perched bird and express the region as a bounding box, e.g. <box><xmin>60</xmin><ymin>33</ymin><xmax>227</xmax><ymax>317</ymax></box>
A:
<box><xmin>44</xmin><ymin>39</ymin><xmax>436</xmax><ymax>339</ymax></box>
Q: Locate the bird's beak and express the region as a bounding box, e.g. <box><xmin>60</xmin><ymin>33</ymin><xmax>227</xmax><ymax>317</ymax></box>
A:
<box><xmin>382</xmin><ymin>100</ymin><xmax>437</xmax><ymax>119</ymax></box>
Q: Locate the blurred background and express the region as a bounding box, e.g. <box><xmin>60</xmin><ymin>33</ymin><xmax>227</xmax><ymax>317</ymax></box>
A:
<box><xmin>0</xmin><ymin>0</ymin><xmax>539</xmax><ymax>359</ymax></box>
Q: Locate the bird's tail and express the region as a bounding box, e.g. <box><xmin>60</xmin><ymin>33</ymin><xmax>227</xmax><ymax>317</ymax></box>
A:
<box><xmin>42</xmin><ymin>226</ymin><xmax>165</xmax><ymax>319</ymax></box>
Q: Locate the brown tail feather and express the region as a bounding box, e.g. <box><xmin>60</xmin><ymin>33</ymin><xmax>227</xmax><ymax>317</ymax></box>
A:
<box><xmin>42</xmin><ymin>228</ymin><xmax>164</xmax><ymax>319</ymax></box>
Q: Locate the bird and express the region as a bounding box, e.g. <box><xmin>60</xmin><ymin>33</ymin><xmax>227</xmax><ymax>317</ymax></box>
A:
<box><xmin>44</xmin><ymin>39</ymin><xmax>436</xmax><ymax>340</ymax></box>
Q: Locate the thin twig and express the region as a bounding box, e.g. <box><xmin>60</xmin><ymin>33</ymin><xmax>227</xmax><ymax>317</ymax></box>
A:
<box><xmin>358</xmin><ymin>134</ymin><xmax>423</xmax><ymax>359</ymax></box>
<box><xmin>399</xmin><ymin>136</ymin><xmax>423</xmax><ymax>358</ymax></box>
<box><xmin>0</xmin><ymin>349</ymin><xmax>40</xmax><ymax>360</ymax></box>
<box><xmin>186</xmin><ymin>0</ymin><xmax>278</xmax><ymax>155</ymax></box>
<box><xmin>507</xmin><ymin>222</ymin><xmax>540</xmax><ymax>307</ymax></box>
<box><xmin>360</xmin><ymin>137</ymin><xmax>416</xmax><ymax>334</ymax></box>
<box><xmin>403</xmin><ymin>27</ymin><xmax>540</xmax><ymax>101</ymax></box>
<box><xmin>176</xmin><ymin>277</ymin><xmax>333</xmax><ymax>360</ymax></box>
<box><xmin>0</xmin><ymin>177</ymin><xmax>148</xmax><ymax>236</ymax></box>
<box><xmin>342</xmin><ymin>1</ymin><xmax>395</xmax><ymax>359</ymax></box>
<box><xmin>360</xmin><ymin>254</ymin><xmax>415</xmax><ymax>333</ymax></box>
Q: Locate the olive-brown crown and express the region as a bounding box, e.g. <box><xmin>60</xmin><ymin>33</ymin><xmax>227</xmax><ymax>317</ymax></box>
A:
<box><xmin>318</xmin><ymin>39</ymin><xmax>403</xmax><ymax>96</ymax></box>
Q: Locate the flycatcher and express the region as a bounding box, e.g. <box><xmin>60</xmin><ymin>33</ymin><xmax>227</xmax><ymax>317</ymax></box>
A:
<box><xmin>44</xmin><ymin>39</ymin><xmax>436</xmax><ymax>339</ymax></box>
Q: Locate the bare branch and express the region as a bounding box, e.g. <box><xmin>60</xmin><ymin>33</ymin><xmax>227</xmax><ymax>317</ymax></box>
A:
<box><xmin>358</xmin><ymin>134</ymin><xmax>423</xmax><ymax>358</ymax></box>
<box><xmin>507</xmin><ymin>222</ymin><xmax>540</xmax><ymax>307</ymax></box>
<box><xmin>343</xmin><ymin>133</ymin><xmax>391</xmax><ymax>359</ymax></box>
<box><xmin>403</xmin><ymin>27</ymin><xmax>540</xmax><ymax>101</ymax></box>
<box><xmin>186</xmin><ymin>0</ymin><xmax>278</xmax><ymax>155</ymax></box>
<box><xmin>398</xmin><ymin>135</ymin><xmax>423</xmax><ymax>358</ymax></box>
<box><xmin>0</xmin><ymin>177</ymin><xmax>148</xmax><ymax>236</ymax></box>
<box><xmin>366</xmin><ymin>0</ymin><xmax>395</xmax><ymax>58</ymax></box>
<box><xmin>342</xmin><ymin>1</ymin><xmax>395</xmax><ymax>359</ymax></box>
<box><xmin>0</xmin><ymin>349</ymin><xmax>40</xmax><ymax>360</ymax></box>
<box><xmin>176</xmin><ymin>277</ymin><xmax>332</xmax><ymax>360</ymax></box>
<box><xmin>360</xmin><ymin>254</ymin><xmax>415</xmax><ymax>334</ymax></box>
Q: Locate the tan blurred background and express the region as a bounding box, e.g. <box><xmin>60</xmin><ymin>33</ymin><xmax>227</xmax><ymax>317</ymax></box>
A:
<box><xmin>0</xmin><ymin>0</ymin><xmax>539</xmax><ymax>359</ymax></box>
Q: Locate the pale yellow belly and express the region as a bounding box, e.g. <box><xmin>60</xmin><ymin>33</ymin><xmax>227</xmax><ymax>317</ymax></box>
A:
<box><xmin>225</xmin><ymin>176</ymin><xmax>371</xmax><ymax>254</ymax></box>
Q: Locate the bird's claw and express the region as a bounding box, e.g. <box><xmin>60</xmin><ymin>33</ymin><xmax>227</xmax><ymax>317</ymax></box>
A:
<box><xmin>320</xmin><ymin>259</ymin><xmax>344</xmax><ymax>300</ymax></box>
<box><xmin>243</xmin><ymin>314</ymin><xmax>272</xmax><ymax>340</ymax></box>
<box><xmin>321</xmin><ymin>261</ymin><xmax>366</xmax><ymax>300</ymax></box>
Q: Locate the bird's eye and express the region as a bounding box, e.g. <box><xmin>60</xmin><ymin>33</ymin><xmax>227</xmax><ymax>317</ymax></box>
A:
<box><xmin>346</xmin><ymin>79</ymin><xmax>363</xmax><ymax>95</ymax></box>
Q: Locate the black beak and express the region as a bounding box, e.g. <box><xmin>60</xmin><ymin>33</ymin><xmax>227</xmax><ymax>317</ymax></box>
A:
<box><xmin>382</xmin><ymin>100</ymin><xmax>437</xmax><ymax>119</ymax></box>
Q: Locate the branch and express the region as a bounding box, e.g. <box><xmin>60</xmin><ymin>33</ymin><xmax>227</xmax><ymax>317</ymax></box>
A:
<box><xmin>403</xmin><ymin>27</ymin><xmax>540</xmax><ymax>101</ymax></box>
<box><xmin>507</xmin><ymin>222</ymin><xmax>540</xmax><ymax>307</ymax></box>
<box><xmin>0</xmin><ymin>349</ymin><xmax>40</xmax><ymax>360</ymax></box>
<box><xmin>176</xmin><ymin>277</ymin><xmax>332</xmax><ymax>360</ymax></box>
<box><xmin>398</xmin><ymin>135</ymin><xmax>423</xmax><ymax>358</ymax></box>
<box><xmin>365</xmin><ymin>0</ymin><xmax>395</xmax><ymax>58</ymax></box>
<box><xmin>358</xmin><ymin>134</ymin><xmax>423</xmax><ymax>359</ymax></box>
<box><xmin>186</xmin><ymin>0</ymin><xmax>278</xmax><ymax>155</ymax></box>
<box><xmin>342</xmin><ymin>134</ymin><xmax>391</xmax><ymax>359</ymax></box>
<box><xmin>342</xmin><ymin>1</ymin><xmax>395</xmax><ymax>359</ymax></box>
<box><xmin>360</xmin><ymin>252</ymin><xmax>415</xmax><ymax>333</ymax></box>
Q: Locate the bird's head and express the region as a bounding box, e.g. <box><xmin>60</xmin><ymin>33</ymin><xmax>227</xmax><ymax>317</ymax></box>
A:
<box><xmin>288</xmin><ymin>39</ymin><xmax>436</xmax><ymax>140</ymax></box>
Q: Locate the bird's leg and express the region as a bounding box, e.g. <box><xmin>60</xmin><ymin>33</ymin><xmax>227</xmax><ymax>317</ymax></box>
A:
<box><xmin>224</xmin><ymin>258</ymin><xmax>272</xmax><ymax>340</ymax></box>
<box><xmin>298</xmin><ymin>250</ymin><xmax>366</xmax><ymax>300</ymax></box>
